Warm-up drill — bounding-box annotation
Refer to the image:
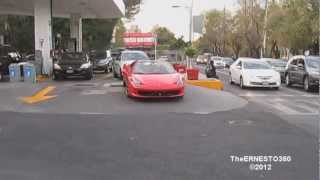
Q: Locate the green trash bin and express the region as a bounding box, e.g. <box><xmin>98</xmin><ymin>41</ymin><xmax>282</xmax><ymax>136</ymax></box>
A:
<box><xmin>22</xmin><ymin>63</ymin><xmax>36</xmax><ymax>83</ymax></box>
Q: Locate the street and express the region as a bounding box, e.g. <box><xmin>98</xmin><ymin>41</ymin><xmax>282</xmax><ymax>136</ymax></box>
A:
<box><xmin>195</xmin><ymin>64</ymin><xmax>320</xmax><ymax>137</ymax></box>
<box><xmin>0</xmin><ymin>71</ymin><xmax>318</xmax><ymax>180</ymax></box>
<box><xmin>0</xmin><ymin>0</ymin><xmax>319</xmax><ymax>178</ymax></box>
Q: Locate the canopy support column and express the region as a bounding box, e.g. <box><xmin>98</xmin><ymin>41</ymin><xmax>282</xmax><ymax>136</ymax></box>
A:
<box><xmin>34</xmin><ymin>0</ymin><xmax>53</xmax><ymax>75</ymax></box>
<box><xmin>70</xmin><ymin>14</ymin><xmax>82</xmax><ymax>52</ymax></box>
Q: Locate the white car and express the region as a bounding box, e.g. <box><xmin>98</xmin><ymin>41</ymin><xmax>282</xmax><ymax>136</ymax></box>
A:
<box><xmin>229</xmin><ymin>58</ymin><xmax>281</xmax><ymax>90</ymax></box>
<box><xmin>112</xmin><ymin>50</ymin><xmax>150</xmax><ymax>79</ymax></box>
<box><xmin>210</xmin><ymin>56</ymin><xmax>224</xmax><ymax>69</ymax></box>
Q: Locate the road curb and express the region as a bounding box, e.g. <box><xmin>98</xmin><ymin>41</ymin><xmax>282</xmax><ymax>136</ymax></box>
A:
<box><xmin>186</xmin><ymin>79</ymin><xmax>224</xmax><ymax>90</ymax></box>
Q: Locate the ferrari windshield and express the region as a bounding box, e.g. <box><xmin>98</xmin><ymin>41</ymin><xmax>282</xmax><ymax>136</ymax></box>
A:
<box><xmin>133</xmin><ymin>61</ymin><xmax>176</xmax><ymax>74</ymax></box>
<box><xmin>243</xmin><ymin>62</ymin><xmax>272</xmax><ymax>70</ymax></box>
<box><xmin>122</xmin><ymin>51</ymin><xmax>149</xmax><ymax>61</ymax></box>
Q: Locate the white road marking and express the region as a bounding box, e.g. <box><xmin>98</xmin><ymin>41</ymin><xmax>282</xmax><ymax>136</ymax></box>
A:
<box><xmin>293</xmin><ymin>103</ymin><xmax>319</xmax><ymax>114</ymax></box>
<box><xmin>272</xmin><ymin>102</ymin><xmax>301</xmax><ymax>115</ymax></box>
<box><xmin>81</xmin><ymin>89</ymin><xmax>108</xmax><ymax>95</ymax></box>
<box><xmin>239</xmin><ymin>93</ymin><xmax>294</xmax><ymax>97</ymax></box>
<box><xmin>193</xmin><ymin>111</ymin><xmax>210</xmax><ymax>115</ymax></box>
<box><xmin>79</xmin><ymin>112</ymin><xmax>106</xmax><ymax>115</ymax></box>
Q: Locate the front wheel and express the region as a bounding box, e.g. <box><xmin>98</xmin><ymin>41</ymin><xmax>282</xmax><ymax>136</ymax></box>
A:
<box><xmin>303</xmin><ymin>76</ymin><xmax>310</xmax><ymax>92</ymax></box>
<box><xmin>229</xmin><ymin>73</ymin><xmax>234</xmax><ymax>85</ymax></box>
<box><xmin>85</xmin><ymin>71</ymin><xmax>93</xmax><ymax>80</ymax></box>
<box><xmin>285</xmin><ymin>74</ymin><xmax>291</xmax><ymax>87</ymax></box>
<box><xmin>240</xmin><ymin>77</ymin><xmax>246</xmax><ymax>89</ymax></box>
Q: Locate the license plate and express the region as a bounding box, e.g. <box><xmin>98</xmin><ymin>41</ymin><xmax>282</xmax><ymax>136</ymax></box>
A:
<box><xmin>262</xmin><ymin>82</ymin><xmax>269</xmax><ymax>86</ymax></box>
<box><xmin>66</xmin><ymin>70</ymin><xmax>74</xmax><ymax>74</ymax></box>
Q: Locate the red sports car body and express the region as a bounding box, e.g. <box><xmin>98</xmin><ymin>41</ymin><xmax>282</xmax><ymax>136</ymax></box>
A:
<box><xmin>123</xmin><ymin>60</ymin><xmax>185</xmax><ymax>98</ymax></box>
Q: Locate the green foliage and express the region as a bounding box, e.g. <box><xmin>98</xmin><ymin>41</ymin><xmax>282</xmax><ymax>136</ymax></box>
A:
<box><xmin>152</xmin><ymin>26</ymin><xmax>187</xmax><ymax>50</ymax></box>
<box><xmin>152</xmin><ymin>26</ymin><xmax>176</xmax><ymax>46</ymax></box>
<box><xmin>196</xmin><ymin>0</ymin><xmax>319</xmax><ymax>58</ymax></box>
<box><xmin>185</xmin><ymin>46</ymin><xmax>197</xmax><ymax>58</ymax></box>
<box><xmin>113</xmin><ymin>20</ymin><xmax>126</xmax><ymax>48</ymax></box>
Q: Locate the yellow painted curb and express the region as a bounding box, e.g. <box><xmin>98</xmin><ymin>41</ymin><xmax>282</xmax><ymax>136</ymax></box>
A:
<box><xmin>21</xmin><ymin>86</ymin><xmax>57</xmax><ymax>104</ymax></box>
<box><xmin>187</xmin><ymin>79</ymin><xmax>224</xmax><ymax>90</ymax></box>
<box><xmin>36</xmin><ymin>75</ymin><xmax>50</xmax><ymax>82</ymax></box>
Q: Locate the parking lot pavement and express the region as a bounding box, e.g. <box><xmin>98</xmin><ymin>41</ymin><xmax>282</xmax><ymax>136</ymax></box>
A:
<box><xmin>0</xmin><ymin>72</ymin><xmax>248</xmax><ymax>115</ymax></box>
<box><xmin>0</xmin><ymin>71</ymin><xmax>318</xmax><ymax>180</ymax></box>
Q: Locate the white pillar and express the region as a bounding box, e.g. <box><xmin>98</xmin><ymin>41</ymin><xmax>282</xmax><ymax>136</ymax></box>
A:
<box><xmin>70</xmin><ymin>14</ymin><xmax>82</xmax><ymax>52</ymax></box>
<box><xmin>34</xmin><ymin>0</ymin><xmax>53</xmax><ymax>75</ymax></box>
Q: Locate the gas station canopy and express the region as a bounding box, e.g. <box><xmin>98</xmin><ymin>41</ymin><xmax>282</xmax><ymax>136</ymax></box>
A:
<box><xmin>0</xmin><ymin>0</ymin><xmax>125</xmax><ymax>75</ymax></box>
<box><xmin>0</xmin><ymin>0</ymin><xmax>125</xmax><ymax>18</ymax></box>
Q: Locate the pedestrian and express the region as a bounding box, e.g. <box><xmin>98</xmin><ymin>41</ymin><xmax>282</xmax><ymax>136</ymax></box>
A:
<box><xmin>206</xmin><ymin>59</ymin><xmax>218</xmax><ymax>79</ymax></box>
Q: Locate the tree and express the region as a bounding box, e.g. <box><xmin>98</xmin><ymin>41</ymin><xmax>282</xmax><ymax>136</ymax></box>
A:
<box><xmin>113</xmin><ymin>20</ymin><xmax>126</xmax><ymax>48</ymax></box>
<box><xmin>123</xmin><ymin>0</ymin><xmax>143</xmax><ymax>19</ymax></box>
<box><xmin>152</xmin><ymin>26</ymin><xmax>176</xmax><ymax>47</ymax></box>
<box><xmin>185</xmin><ymin>46</ymin><xmax>198</xmax><ymax>58</ymax></box>
<box><xmin>171</xmin><ymin>36</ymin><xmax>187</xmax><ymax>50</ymax></box>
<box><xmin>83</xmin><ymin>19</ymin><xmax>118</xmax><ymax>50</ymax></box>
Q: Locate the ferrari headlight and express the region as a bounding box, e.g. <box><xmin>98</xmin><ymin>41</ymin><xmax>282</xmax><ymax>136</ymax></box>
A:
<box><xmin>80</xmin><ymin>62</ymin><xmax>92</xmax><ymax>69</ymax></box>
<box><xmin>53</xmin><ymin>63</ymin><xmax>61</xmax><ymax>70</ymax></box>
<box><xmin>132</xmin><ymin>76</ymin><xmax>142</xmax><ymax>86</ymax></box>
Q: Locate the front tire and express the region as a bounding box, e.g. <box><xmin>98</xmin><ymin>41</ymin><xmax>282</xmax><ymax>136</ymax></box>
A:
<box><xmin>285</xmin><ymin>74</ymin><xmax>291</xmax><ymax>87</ymax></box>
<box><xmin>240</xmin><ymin>77</ymin><xmax>246</xmax><ymax>89</ymax></box>
<box><xmin>85</xmin><ymin>71</ymin><xmax>93</xmax><ymax>80</ymax></box>
<box><xmin>303</xmin><ymin>76</ymin><xmax>310</xmax><ymax>92</ymax></box>
<box><xmin>229</xmin><ymin>73</ymin><xmax>234</xmax><ymax>84</ymax></box>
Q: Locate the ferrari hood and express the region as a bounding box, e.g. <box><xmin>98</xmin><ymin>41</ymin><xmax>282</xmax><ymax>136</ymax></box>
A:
<box><xmin>134</xmin><ymin>74</ymin><xmax>181</xmax><ymax>87</ymax></box>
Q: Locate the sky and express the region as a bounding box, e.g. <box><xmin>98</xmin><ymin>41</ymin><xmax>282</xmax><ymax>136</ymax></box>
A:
<box><xmin>125</xmin><ymin>0</ymin><xmax>238</xmax><ymax>40</ymax></box>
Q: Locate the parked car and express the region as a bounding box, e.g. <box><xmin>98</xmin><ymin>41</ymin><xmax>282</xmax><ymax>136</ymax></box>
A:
<box><xmin>222</xmin><ymin>57</ymin><xmax>235</xmax><ymax>68</ymax></box>
<box><xmin>53</xmin><ymin>52</ymin><xmax>93</xmax><ymax>80</ymax></box>
<box><xmin>229</xmin><ymin>58</ymin><xmax>281</xmax><ymax>90</ymax></box>
<box><xmin>158</xmin><ymin>56</ymin><xmax>169</xmax><ymax>61</ymax></box>
<box><xmin>262</xmin><ymin>58</ymin><xmax>287</xmax><ymax>82</ymax></box>
<box><xmin>285</xmin><ymin>55</ymin><xmax>320</xmax><ymax>91</ymax></box>
<box><xmin>122</xmin><ymin>60</ymin><xmax>184</xmax><ymax>99</ymax></box>
<box><xmin>210</xmin><ymin>56</ymin><xmax>225</xmax><ymax>69</ymax></box>
<box><xmin>91</xmin><ymin>51</ymin><xmax>113</xmax><ymax>73</ymax></box>
<box><xmin>196</xmin><ymin>55</ymin><xmax>205</xmax><ymax>64</ymax></box>
<box><xmin>112</xmin><ymin>50</ymin><xmax>150</xmax><ymax>79</ymax></box>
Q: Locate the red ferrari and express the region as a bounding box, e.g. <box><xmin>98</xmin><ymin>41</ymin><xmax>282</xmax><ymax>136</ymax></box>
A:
<box><xmin>122</xmin><ymin>60</ymin><xmax>185</xmax><ymax>99</ymax></box>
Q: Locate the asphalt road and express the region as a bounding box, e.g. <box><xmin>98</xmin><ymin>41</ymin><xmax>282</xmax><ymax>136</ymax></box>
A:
<box><xmin>195</xmin><ymin>64</ymin><xmax>319</xmax><ymax>137</ymax></box>
<box><xmin>0</xmin><ymin>70</ymin><xmax>318</xmax><ymax>180</ymax></box>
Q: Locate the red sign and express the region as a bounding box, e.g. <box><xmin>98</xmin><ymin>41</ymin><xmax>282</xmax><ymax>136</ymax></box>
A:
<box><xmin>123</xmin><ymin>32</ymin><xmax>156</xmax><ymax>48</ymax></box>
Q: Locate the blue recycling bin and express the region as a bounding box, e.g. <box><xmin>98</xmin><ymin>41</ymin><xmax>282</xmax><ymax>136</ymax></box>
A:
<box><xmin>22</xmin><ymin>63</ymin><xmax>36</xmax><ymax>83</ymax></box>
<box><xmin>9</xmin><ymin>63</ymin><xmax>22</xmax><ymax>82</ymax></box>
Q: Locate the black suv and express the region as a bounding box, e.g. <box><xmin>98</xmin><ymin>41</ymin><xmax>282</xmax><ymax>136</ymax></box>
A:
<box><xmin>53</xmin><ymin>52</ymin><xmax>93</xmax><ymax>80</ymax></box>
<box><xmin>285</xmin><ymin>56</ymin><xmax>320</xmax><ymax>91</ymax></box>
<box><xmin>0</xmin><ymin>45</ymin><xmax>21</xmax><ymax>80</ymax></box>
